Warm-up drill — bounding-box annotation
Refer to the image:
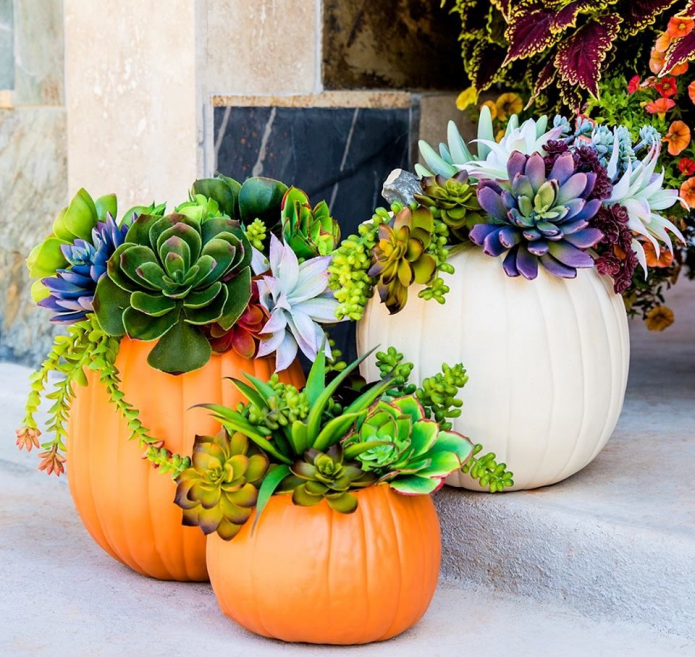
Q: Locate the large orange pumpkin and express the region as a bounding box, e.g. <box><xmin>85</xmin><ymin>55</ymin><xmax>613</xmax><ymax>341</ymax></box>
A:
<box><xmin>67</xmin><ymin>337</ymin><xmax>305</xmax><ymax>581</ymax></box>
<box><xmin>207</xmin><ymin>484</ymin><xmax>441</xmax><ymax>644</ymax></box>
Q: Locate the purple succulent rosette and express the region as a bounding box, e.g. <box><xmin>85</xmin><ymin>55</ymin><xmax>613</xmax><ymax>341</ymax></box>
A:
<box><xmin>39</xmin><ymin>214</ymin><xmax>128</xmax><ymax>323</ymax></box>
<box><xmin>469</xmin><ymin>151</ymin><xmax>603</xmax><ymax>280</ymax></box>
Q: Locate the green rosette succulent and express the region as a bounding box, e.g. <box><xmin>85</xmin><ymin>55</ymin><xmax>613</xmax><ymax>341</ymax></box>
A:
<box><xmin>94</xmin><ymin>212</ymin><xmax>253</xmax><ymax>374</ymax></box>
<box><xmin>345</xmin><ymin>396</ymin><xmax>474</xmax><ymax>495</ymax></box>
<box><xmin>174</xmin><ymin>431</ymin><xmax>269</xmax><ymax>540</ymax></box>
<box><xmin>415</xmin><ymin>171</ymin><xmax>485</xmax><ymax>241</ymax></box>
<box><xmin>368</xmin><ymin>205</ymin><xmax>437</xmax><ymax>314</ymax></box>
<box><xmin>284</xmin><ymin>445</ymin><xmax>376</xmax><ymax>513</ymax></box>
<box><xmin>281</xmin><ymin>187</ymin><xmax>341</xmax><ymax>260</ymax></box>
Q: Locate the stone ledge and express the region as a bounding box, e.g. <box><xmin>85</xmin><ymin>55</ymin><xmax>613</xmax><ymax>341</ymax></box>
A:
<box><xmin>211</xmin><ymin>91</ymin><xmax>412</xmax><ymax>109</ymax></box>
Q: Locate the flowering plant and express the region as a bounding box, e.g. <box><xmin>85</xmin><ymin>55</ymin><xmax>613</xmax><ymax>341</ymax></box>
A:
<box><xmin>330</xmin><ymin>108</ymin><xmax>682</xmax><ymax>324</ymax></box>
<box><xmin>16</xmin><ymin>177</ymin><xmax>343</xmax><ymax>476</ymax></box>
<box><xmin>175</xmin><ymin>346</ymin><xmax>514</xmax><ymax>539</ymax></box>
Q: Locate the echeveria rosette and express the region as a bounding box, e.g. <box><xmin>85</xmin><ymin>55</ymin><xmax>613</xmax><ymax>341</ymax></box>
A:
<box><xmin>94</xmin><ymin>212</ymin><xmax>253</xmax><ymax>374</ymax></box>
<box><xmin>283</xmin><ymin>445</ymin><xmax>376</xmax><ymax>513</ymax></box>
<box><xmin>256</xmin><ymin>234</ymin><xmax>341</xmax><ymax>372</ymax></box>
<box><xmin>470</xmin><ymin>151</ymin><xmax>603</xmax><ymax>280</ymax></box>
<box><xmin>368</xmin><ymin>206</ymin><xmax>437</xmax><ymax>314</ymax></box>
<box><xmin>38</xmin><ymin>214</ymin><xmax>128</xmax><ymax>324</ymax></box>
<box><xmin>415</xmin><ymin>171</ymin><xmax>485</xmax><ymax>241</ymax></box>
<box><xmin>281</xmin><ymin>187</ymin><xmax>340</xmax><ymax>260</ymax></box>
<box><xmin>174</xmin><ymin>431</ymin><xmax>269</xmax><ymax>540</ymax></box>
<box><xmin>345</xmin><ymin>396</ymin><xmax>474</xmax><ymax>495</ymax></box>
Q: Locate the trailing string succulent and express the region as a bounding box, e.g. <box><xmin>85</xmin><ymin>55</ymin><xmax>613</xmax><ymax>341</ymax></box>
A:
<box><xmin>176</xmin><ymin>346</ymin><xmax>511</xmax><ymax>540</ymax></box>
<box><xmin>18</xmin><ymin>175</ymin><xmax>344</xmax><ymax>479</ymax></box>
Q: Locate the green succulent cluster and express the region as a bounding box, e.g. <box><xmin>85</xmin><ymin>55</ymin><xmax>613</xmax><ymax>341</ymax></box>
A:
<box><xmin>94</xmin><ymin>212</ymin><xmax>254</xmax><ymax>374</ymax></box>
<box><xmin>281</xmin><ymin>187</ymin><xmax>340</xmax><ymax>260</ymax></box>
<box><xmin>175</xmin><ymin>341</ymin><xmax>513</xmax><ymax>540</ymax></box>
<box><xmin>415</xmin><ymin>172</ymin><xmax>485</xmax><ymax>242</ymax></box>
<box><xmin>328</xmin><ymin>199</ymin><xmax>456</xmax><ymax>320</ymax></box>
<box><xmin>283</xmin><ymin>445</ymin><xmax>376</xmax><ymax>513</ymax></box>
<box><xmin>345</xmin><ymin>395</ymin><xmax>473</xmax><ymax>494</ymax></box>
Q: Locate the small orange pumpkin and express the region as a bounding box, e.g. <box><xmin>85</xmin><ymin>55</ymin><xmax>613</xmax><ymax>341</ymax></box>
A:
<box><xmin>207</xmin><ymin>484</ymin><xmax>441</xmax><ymax>644</ymax></box>
<box><xmin>67</xmin><ymin>337</ymin><xmax>304</xmax><ymax>581</ymax></box>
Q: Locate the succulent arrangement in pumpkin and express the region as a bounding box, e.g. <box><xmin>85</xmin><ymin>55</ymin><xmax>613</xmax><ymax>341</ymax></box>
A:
<box><xmin>174</xmin><ymin>345</ymin><xmax>512</xmax><ymax>643</ymax></box>
<box><xmin>330</xmin><ymin>107</ymin><xmax>683</xmax><ymax>323</ymax></box>
<box><xmin>176</xmin><ymin>346</ymin><xmax>513</xmax><ymax>539</ymax></box>
<box><xmin>16</xmin><ymin>175</ymin><xmax>344</xmax><ymax>478</ymax></box>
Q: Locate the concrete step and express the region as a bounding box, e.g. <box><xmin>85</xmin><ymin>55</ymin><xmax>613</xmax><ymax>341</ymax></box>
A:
<box><xmin>2</xmin><ymin>462</ymin><xmax>693</xmax><ymax>657</ymax></box>
<box><xmin>436</xmin><ymin>280</ymin><xmax>695</xmax><ymax>639</ymax></box>
<box><xmin>2</xmin><ymin>282</ymin><xmax>694</xmax><ymax>651</ymax></box>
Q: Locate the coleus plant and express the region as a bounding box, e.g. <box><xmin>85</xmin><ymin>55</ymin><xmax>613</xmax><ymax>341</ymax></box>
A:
<box><xmin>447</xmin><ymin>0</ymin><xmax>684</xmax><ymax>111</ymax></box>
<box><xmin>174</xmin><ymin>346</ymin><xmax>514</xmax><ymax>539</ymax></box>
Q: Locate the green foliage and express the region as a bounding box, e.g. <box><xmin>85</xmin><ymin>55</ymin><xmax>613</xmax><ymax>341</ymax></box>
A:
<box><xmin>281</xmin><ymin>187</ymin><xmax>341</xmax><ymax>260</ymax></box>
<box><xmin>244</xmin><ymin>218</ymin><xmax>267</xmax><ymax>251</ymax></box>
<box><xmin>190</xmin><ymin>346</ymin><xmax>495</xmax><ymax>538</ymax></box>
<box><xmin>18</xmin><ymin>315</ymin><xmax>191</xmax><ymax>479</ymax></box>
<box><xmin>416</xmin><ymin>363</ymin><xmax>469</xmax><ymax>432</ymax></box>
<box><xmin>462</xmin><ymin>444</ymin><xmax>515</xmax><ymax>493</ymax></box>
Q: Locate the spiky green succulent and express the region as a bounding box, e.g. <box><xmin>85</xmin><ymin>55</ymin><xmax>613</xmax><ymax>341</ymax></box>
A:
<box><xmin>284</xmin><ymin>445</ymin><xmax>376</xmax><ymax>513</ymax></box>
<box><xmin>368</xmin><ymin>205</ymin><xmax>438</xmax><ymax>314</ymax></box>
<box><xmin>93</xmin><ymin>212</ymin><xmax>253</xmax><ymax>374</ymax></box>
<box><xmin>174</xmin><ymin>431</ymin><xmax>269</xmax><ymax>540</ymax></box>
<box><xmin>345</xmin><ymin>396</ymin><xmax>474</xmax><ymax>494</ymax></box>
<box><xmin>415</xmin><ymin>171</ymin><xmax>485</xmax><ymax>241</ymax></box>
<box><xmin>281</xmin><ymin>187</ymin><xmax>341</xmax><ymax>260</ymax></box>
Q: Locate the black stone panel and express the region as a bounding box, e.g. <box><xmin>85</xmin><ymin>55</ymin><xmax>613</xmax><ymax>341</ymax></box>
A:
<box><xmin>214</xmin><ymin>105</ymin><xmax>412</xmax><ymax>235</ymax></box>
<box><xmin>214</xmin><ymin>104</ymin><xmax>414</xmax><ymax>364</ymax></box>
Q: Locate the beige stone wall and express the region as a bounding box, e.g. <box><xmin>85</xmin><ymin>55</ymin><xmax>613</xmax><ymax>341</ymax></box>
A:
<box><xmin>64</xmin><ymin>0</ymin><xmax>199</xmax><ymax>208</ymax></box>
<box><xmin>0</xmin><ymin>0</ymin><xmax>67</xmax><ymax>365</ymax></box>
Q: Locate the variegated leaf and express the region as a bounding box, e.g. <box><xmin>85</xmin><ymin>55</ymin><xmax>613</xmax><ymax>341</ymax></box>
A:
<box><xmin>662</xmin><ymin>31</ymin><xmax>695</xmax><ymax>75</ymax></box>
<box><xmin>555</xmin><ymin>14</ymin><xmax>622</xmax><ymax>97</ymax></box>
<box><xmin>621</xmin><ymin>0</ymin><xmax>680</xmax><ymax>36</ymax></box>
<box><xmin>551</xmin><ymin>0</ymin><xmax>597</xmax><ymax>33</ymax></box>
<box><xmin>467</xmin><ymin>39</ymin><xmax>508</xmax><ymax>90</ymax></box>
<box><xmin>504</xmin><ymin>7</ymin><xmax>563</xmax><ymax>65</ymax></box>
<box><xmin>680</xmin><ymin>0</ymin><xmax>695</xmax><ymax>18</ymax></box>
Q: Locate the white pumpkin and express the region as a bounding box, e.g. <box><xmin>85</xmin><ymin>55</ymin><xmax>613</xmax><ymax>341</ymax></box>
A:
<box><xmin>357</xmin><ymin>246</ymin><xmax>630</xmax><ymax>491</ymax></box>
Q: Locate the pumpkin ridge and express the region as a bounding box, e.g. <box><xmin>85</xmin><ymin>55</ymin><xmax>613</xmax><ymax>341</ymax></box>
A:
<box><xmin>378</xmin><ymin>485</ymin><xmax>404</xmax><ymax>640</ymax></box>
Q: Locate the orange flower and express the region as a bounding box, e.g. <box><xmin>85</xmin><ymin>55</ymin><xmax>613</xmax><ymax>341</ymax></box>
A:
<box><xmin>688</xmin><ymin>80</ymin><xmax>695</xmax><ymax>104</ymax></box>
<box><xmin>655</xmin><ymin>32</ymin><xmax>673</xmax><ymax>52</ymax></box>
<box><xmin>650</xmin><ymin>47</ymin><xmax>665</xmax><ymax>74</ymax></box>
<box><xmin>667</xmin><ymin>16</ymin><xmax>694</xmax><ymax>38</ymax></box>
<box><xmin>655</xmin><ymin>76</ymin><xmax>678</xmax><ymax>97</ymax></box>
<box><xmin>645</xmin><ymin>305</ymin><xmax>675</xmax><ymax>332</ymax></box>
<box><xmin>38</xmin><ymin>445</ymin><xmax>66</xmax><ymax>477</ymax></box>
<box><xmin>663</xmin><ymin>120</ymin><xmax>691</xmax><ymax>155</ymax></box>
<box><xmin>671</xmin><ymin>61</ymin><xmax>690</xmax><ymax>76</ymax></box>
<box><xmin>646</xmin><ymin>97</ymin><xmax>676</xmax><ymax>117</ymax></box>
<box><xmin>680</xmin><ymin>176</ymin><xmax>695</xmax><ymax>207</ymax></box>
<box><xmin>642</xmin><ymin>241</ymin><xmax>674</xmax><ymax>268</ymax></box>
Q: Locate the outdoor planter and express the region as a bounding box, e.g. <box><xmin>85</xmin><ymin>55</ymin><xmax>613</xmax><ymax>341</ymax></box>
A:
<box><xmin>207</xmin><ymin>484</ymin><xmax>440</xmax><ymax>644</ymax></box>
<box><xmin>67</xmin><ymin>338</ymin><xmax>303</xmax><ymax>580</ymax></box>
<box><xmin>358</xmin><ymin>245</ymin><xmax>630</xmax><ymax>490</ymax></box>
